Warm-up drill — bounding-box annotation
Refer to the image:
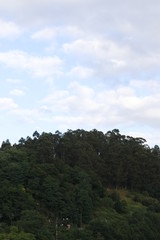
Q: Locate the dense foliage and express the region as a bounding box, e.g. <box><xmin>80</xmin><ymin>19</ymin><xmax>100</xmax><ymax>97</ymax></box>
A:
<box><xmin>0</xmin><ymin>129</ymin><xmax>160</xmax><ymax>239</ymax></box>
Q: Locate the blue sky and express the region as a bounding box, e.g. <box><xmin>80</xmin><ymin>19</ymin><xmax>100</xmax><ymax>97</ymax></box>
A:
<box><xmin>0</xmin><ymin>0</ymin><xmax>160</xmax><ymax>147</ymax></box>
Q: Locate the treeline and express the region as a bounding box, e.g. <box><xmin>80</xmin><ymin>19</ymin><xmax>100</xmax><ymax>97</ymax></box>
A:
<box><xmin>0</xmin><ymin>129</ymin><xmax>160</xmax><ymax>239</ymax></box>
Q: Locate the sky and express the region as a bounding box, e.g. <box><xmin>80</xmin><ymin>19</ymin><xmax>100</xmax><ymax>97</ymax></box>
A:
<box><xmin>0</xmin><ymin>0</ymin><xmax>160</xmax><ymax>147</ymax></box>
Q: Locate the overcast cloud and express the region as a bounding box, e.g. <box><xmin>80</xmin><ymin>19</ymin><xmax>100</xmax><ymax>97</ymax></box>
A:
<box><xmin>0</xmin><ymin>0</ymin><xmax>160</xmax><ymax>146</ymax></box>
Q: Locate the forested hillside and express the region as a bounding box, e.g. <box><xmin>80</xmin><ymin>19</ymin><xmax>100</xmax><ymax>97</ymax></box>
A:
<box><xmin>0</xmin><ymin>129</ymin><xmax>160</xmax><ymax>240</ymax></box>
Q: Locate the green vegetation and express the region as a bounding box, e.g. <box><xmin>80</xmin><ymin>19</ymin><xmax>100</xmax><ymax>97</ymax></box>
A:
<box><xmin>0</xmin><ymin>129</ymin><xmax>160</xmax><ymax>239</ymax></box>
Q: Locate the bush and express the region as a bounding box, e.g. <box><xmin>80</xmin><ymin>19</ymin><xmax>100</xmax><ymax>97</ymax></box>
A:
<box><xmin>114</xmin><ymin>200</ymin><xmax>127</xmax><ymax>214</ymax></box>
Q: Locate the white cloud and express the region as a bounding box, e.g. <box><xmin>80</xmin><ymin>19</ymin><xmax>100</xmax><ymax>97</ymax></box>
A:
<box><xmin>6</xmin><ymin>78</ymin><xmax>21</xmax><ymax>84</ymax></box>
<box><xmin>42</xmin><ymin>90</ymin><xmax>75</xmax><ymax>113</ymax></box>
<box><xmin>32</xmin><ymin>25</ymin><xmax>85</xmax><ymax>43</ymax></box>
<box><xmin>69</xmin><ymin>81</ymin><xmax>94</xmax><ymax>98</ymax></box>
<box><xmin>4</xmin><ymin>79</ymin><xmax>160</xmax><ymax>146</ymax></box>
<box><xmin>63</xmin><ymin>38</ymin><xmax>129</xmax><ymax>70</ymax></box>
<box><xmin>0</xmin><ymin>19</ymin><xmax>21</xmax><ymax>38</ymax></box>
<box><xmin>0</xmin><ymin>50</ymin><xmax>63</xmax><ymax>78</ymax></box>
<box><xmin>0</xmin><ymin>0</ymin><xmax>160</xmax><ymax>44</ymax></box>
<box><xmin>67</xmin><ymin>65</ymin><xmax>94</xmax><ymax>79</ymax></box>
<box><xmin>0</xmin><ymin>98</ymin><xmax>18</xmax><ymax>111</ymax></box>
<box><xmin>10</xmin><ymin>89</ymin><xmax>25</xmax><ymax>97</ymax></box>
<box><xmin>130</xmin><ymin>79</ymin><xmax>160</xmax><ymax>92</ymax></box>
<box><xmin>10</xmin><ymin>108</ymin><xmax>41</xmax><ymax>124</ymax></box>
<box><xmin>40</xmin><ymin>81</ymin><xmax>160</xmax><ymax>130</ymax></box>
<box><xmin>62</xmin><ymin>36</ymin><xmax>160</xmax><ymax>77</ymax></box>
<box><xmin>31</xmin><ymin>27</ymin><xmax>57</xmax><ymax>40</ymax></box>
<box><xmin>63</xmin><ymin>26</ymin><xmax>84</xmax><ymax>37</ymax></box>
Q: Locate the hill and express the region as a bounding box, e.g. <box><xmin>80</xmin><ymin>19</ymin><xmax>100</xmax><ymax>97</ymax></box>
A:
<box><xmin>0</xmin><ymin>129</ymin><xmax>160</xmax><ymax>239</ymax></box>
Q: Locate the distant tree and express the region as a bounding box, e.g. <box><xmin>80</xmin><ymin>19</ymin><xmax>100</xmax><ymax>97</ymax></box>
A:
<box><xmin>1</xmin><ymin>139</ymin><xmax>11</xmax><ymax>149</ymax></box>
<box><xmin>35</xmin><ymin>132</ymin><xmax>54</xmax><ymax>163</ymax></box>
<box><xmin>152</xmin><ymin>145</ymin><xmax>160</xmax><ymax>157</ymax></box>
<box><xmin>33</xmin><ymin>130</ymin><xmax>40</xmax><ymax>140</ymax></box>
<box><xmin>18</xmin><ymin>137</ymin><xmax>25</xmax><ymax>145</ymax></box>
